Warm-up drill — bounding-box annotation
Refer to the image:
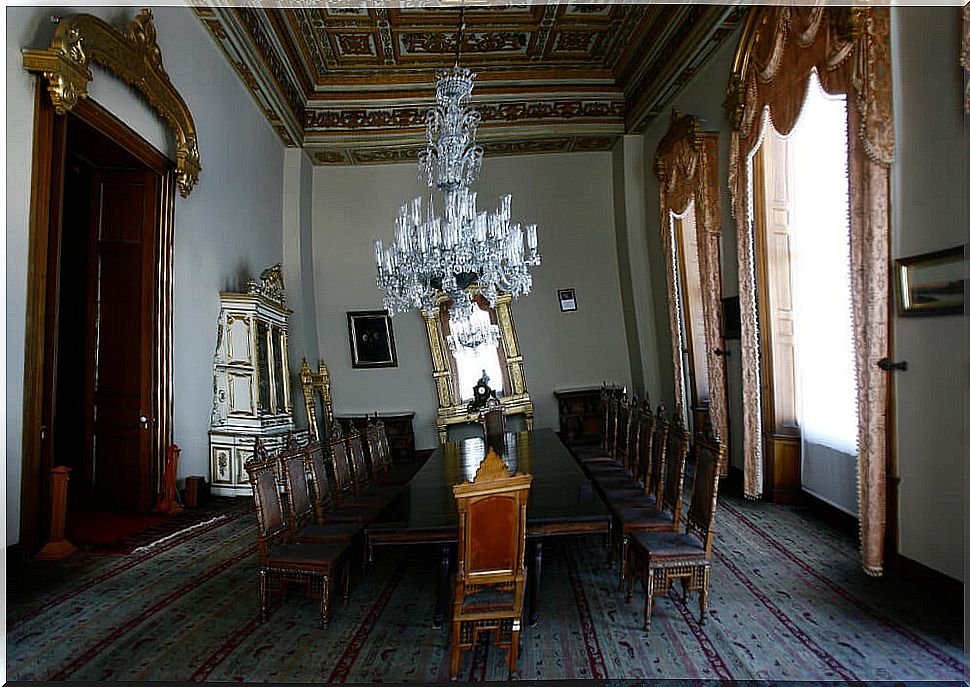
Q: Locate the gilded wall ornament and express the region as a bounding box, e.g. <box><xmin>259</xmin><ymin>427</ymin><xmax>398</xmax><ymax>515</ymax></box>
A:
<box><xmin>22</xmin><ymin>9</ymin><xmax>201</xmax><ymax>197</ymax></box>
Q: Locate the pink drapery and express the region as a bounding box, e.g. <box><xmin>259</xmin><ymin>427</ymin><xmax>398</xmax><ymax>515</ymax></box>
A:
<box><xmin>654</xmin><ymin>112</ymin><xmax>729</xmax><ymax>476</ymax></box>
<box><xmin>726</xmin><ymin>8</ymin><xmax>894</xmax><ymax>574</ymax></box>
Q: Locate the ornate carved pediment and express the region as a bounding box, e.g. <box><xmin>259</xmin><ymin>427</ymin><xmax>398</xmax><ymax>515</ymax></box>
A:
<box><xmin>23</xmin><ymin>9</ymin><xmax>201</xmax><ymax>197</ymax></box>
<box><xmin>246</xmin><ymin>264</ymin><xmax>287</xmax><ymax>307</ymax></box>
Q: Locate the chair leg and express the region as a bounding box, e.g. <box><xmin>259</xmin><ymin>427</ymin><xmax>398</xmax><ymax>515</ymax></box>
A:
<box><xmin>625</xmin><ymin>553</ymin><xmax>636</xmax><ymax>602</ymax></box>
<box><xmin>508</xmin><ymin>627</ymin><xmax>521</xmax><ymax>679</ymax></box>
<box><xmin>449</xmin><ymin>621</ymin><xmax>462</xmax><ymax>680</ymax></box>
<box><xmin>258</xmin><ymin>569</ymin><xmax>268</xmax><ymax>623</ymax></box>
<box><xmin>343</xmin><ymin>563</ymin><xmax>351</xmax><ymax>605</ymax></box>
<box><xmin>318</xmin><ymin>575</ymin><xmax>331</xmax><ymax>628</ymax></box>
<box><xmin>699</xmin><ymin>571</ymin><xmax>709</xmax><ymax>625</ymax></box>
<box><xmin>643</xmin><ymin>569</ymin><xmax>655</xmax><ymax>632</ymax></box>
<box><xmin>618</xmin><ymin>533</ymin><xmax>629</xmax><ymax>590</ymax></box>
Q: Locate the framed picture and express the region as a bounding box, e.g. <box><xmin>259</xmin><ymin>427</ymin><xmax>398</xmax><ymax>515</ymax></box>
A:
<box><xmin>347</xmin><ymin>310</ymin><xmax>398</xmax><ymax>368</ymax></box>
<box><xmin>558</xmin><ymin>288</ymin><xmax>577</xmax><ymax>312</ymax></box>
<box><xmin>895</xmin><ymin>246</ymin><xmax>965</xmax><ymax>316</ymax></box>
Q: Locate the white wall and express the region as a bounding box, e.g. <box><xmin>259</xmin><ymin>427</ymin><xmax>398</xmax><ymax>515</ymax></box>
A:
<box><xmin>313</xmin><ymin>153</ymin><xmax>631</xmax><ymax>449</ymax></box>
<box><xmin>890</xmin><ymin>6</ymin><xmax>966</xmax><ymax>582</ymax></box>
<box><xmin>6</xmin><ymin>5</ymin><xmax>286</xmax><ymax>544</ymax></box>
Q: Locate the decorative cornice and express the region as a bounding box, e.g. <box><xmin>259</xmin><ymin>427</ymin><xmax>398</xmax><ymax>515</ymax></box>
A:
<box><xmin>23</xmin><ymin>9</ymin><xmax>201</xmax><ymax>196</ymax></box>
<box><xmin>304</xmin><ymin>98</ymin><xmax>624</xmax><ymax>131</ymax></box>
<box><xmin>310</xmin><ymin>134</ymin><xmax>618</xmax><ymax>166</ymax></box>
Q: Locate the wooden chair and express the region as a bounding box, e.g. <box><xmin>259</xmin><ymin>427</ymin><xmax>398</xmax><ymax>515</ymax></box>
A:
<box><xmin>575</xmin><ymin>385</ymin><xmax>623</xmax><ymax>463</ymax></box>
<box><xmin>599</xmin><ymin>399</ymin><xmax>655</xmax><ymax>503</ymax></box>
<box><xmin>481</xmin><ymin>401</ymin><xmax>507</xmax><ymax>450</ymax></box>
<box><xmin>611</xmin><ymin>409</ymin><xmax>691</xmax><ymax>589</ymax></box>
<box><xmin>450</xmin><ymin>447</ymin><xmax>532</xmax><ymax>680</ymax></box>
<box><xmin>327</xmin><ymin>426</ymin><xmax>387</xmax><ymax>514</ymax></box>
<box><xmin>279</xmin><ymin>442</ymin><xmax>365</xmax><ymax>545</ymax></box>
<box><xmin>246</xmin><ymin>453</ymin><xmax>353</xmax><ymax>627</ymax></box>
<box><xmin>305</xmin><ymin>437</ymin><xmax>382</xmax><ymax>524</ymax></box>
<box><xmin>626</xmin><ymin>426</ymin><xmax>723</xmax><ymax>630</ymax></box>
<box><xmin>346</xmin><ymin>422</ymin><xmax>400</xmax><ymax>505</ymax></box>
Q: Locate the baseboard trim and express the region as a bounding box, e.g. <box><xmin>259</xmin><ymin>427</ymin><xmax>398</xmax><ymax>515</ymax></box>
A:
<box><xmin>886</xmin><ymin>552</ymin><xmax>963</xmax><ymax>609</ymax></box>
<box><xmin>800</xmin><ymin>489</ymin><xmax>859</xmax><ymax>541</ymax></box>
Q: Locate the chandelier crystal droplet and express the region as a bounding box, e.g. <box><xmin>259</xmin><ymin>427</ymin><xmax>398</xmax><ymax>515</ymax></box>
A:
<box><xmin>373</xmin><ymin>66</ymin><xmax>540</xmax><ymax>341</ymax></box>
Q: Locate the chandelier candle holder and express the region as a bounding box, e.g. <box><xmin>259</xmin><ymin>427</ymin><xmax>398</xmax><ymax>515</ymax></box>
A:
<box><xmin>374</xmin><ymin>66</ymin><xmax>540</xmax><ymax>337</ymax></box>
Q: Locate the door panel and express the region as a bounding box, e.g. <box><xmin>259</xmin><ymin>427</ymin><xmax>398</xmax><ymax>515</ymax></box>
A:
<box><xmin>90</xmin><ymin>170</ymin><xmax>158</xmax><ymax>512</ymax></box>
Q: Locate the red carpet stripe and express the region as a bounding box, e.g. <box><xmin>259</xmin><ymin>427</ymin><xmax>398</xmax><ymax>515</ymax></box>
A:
<box><xmin>189</xmin><ymin>612</ymin><xmax>264</xmax><ymax>681</ymax></box>
<box><xmin>714</xmin><ymin>545</ymin><xmax>859</xmax><ymax>681</ymax></box>
<box><xmin>565</xmin><ymin>548</ymin><xmax>608</xmax><ymax>679</ymax></box>
<box><xmin>49</xmin><ymin>543</ymin><xmax>256</xmax><ymax>680</ymax></box>
<box><xmin>8</xmin><ymin>510</ymin><xmax>246</xmax><ymax>632</ymax></box>
<box><xmin>721</xmin><ymin>501</ymin><xmax>967</xmax><ymax>673</ymax></box>
<box><xmin>670</xmin><ymin>593</ymin><xmax>734</xmax><ymax>679</ymax></box>
<box><xmin>326</xmin><ymin>563</ymin><xmax>407</xmax><ymax>683</ymax></box>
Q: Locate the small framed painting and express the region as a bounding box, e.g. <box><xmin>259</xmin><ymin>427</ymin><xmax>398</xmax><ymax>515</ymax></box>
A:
<box><xmin>558</xmin><ymin>288</ymin><xmax>577</xmax><ymax>312</ymax></box>
<box><xmin>347</xmin><ymin>310</ymin><xmax>398</xmax><ymax>368</ymax></box>
<box><xmin>895</xmin><ymin>246</ymin><xmax>965</xmax><ymax>316</ymax></box>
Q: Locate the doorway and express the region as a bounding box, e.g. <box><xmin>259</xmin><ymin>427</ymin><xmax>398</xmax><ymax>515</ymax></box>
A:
<box><xmin>22</xmin><ymin>89</ymin><xmax>174</xmax><ymax>553</ymax></box>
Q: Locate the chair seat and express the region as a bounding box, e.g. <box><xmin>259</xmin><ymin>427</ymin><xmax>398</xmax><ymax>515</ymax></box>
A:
<box><xmin>585</xmin><ymin>461</ymin><xmax>625</xmax><ymax>473</ymax></box>
<box><xmin>325</xmin><ymin>506</ymin><xmax>382</xmax><ymax>523</ymax></box>
<box><xmin>630</xmin><ymin>530</ymin><xmax>706</xmax><ymax>561</ymax></box>
<box><xmin>603</xmin><ymin>485</ymin><xmax>648</xmax><ymax>501</ymax></box>
<box><xmin>615</xmin><ymin>506</ymin><xmax>673</xmax><ymax>530</ymax></box>
<box><xmin>266</xmin><ymin>540</ymin><xmax>349</xmax><ymax>569</ymax></box>
<box><xmin>298</xmin><ymin>521</ymin><xmax>365</xmax><ymax>542</ymax></box>
<box><xmin>595</xmin><ymin>473</ymin><xmax>639</xmax><ymax>487</ymax></box>
<box><xmin>608</xmin><ymin>493</ymin><xmax>657</xmax><ymax>509</ymax></box>
<box><xmin>460</xmin><ymin>586</ymin><xmax>517</xmax><ymax>613</ymax></box>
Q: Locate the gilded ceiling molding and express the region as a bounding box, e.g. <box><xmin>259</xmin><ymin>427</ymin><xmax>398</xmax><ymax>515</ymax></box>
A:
<box><xmin>22</xmin><ymin>9</ymin><xmax>201</xmax><ymax>197</ymax></box>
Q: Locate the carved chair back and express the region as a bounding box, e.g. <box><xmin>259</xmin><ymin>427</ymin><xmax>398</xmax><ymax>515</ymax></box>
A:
<box><xmin>246</xmin><ymin>454</ymin><xmax>286</xmax><ymax>562</ymax></box>
<box><xmin>685</xmin><ymin>427</ymin><xmax>723</xmax><ymax>557</ymax></box>
<box><xmin>305</xmin><ymin>439</ymin><xmax>337</xmax><ymax>521</ymax></box>
<box><xmin>453</xmin><ymin>448</ymin><xmax>533</xmax><ymax>593</ymax></box>
<box><xmin>365</xmin><ymin>417</ymin><xmax>389</xmax><ymax>479</ymax></box>
<box><xmin>346</xmin><ymin>425</ymin><xmax>371</xmax><ymax>494</ymax></box>
<box><xmin>599</xmin><ymin>384</ymin><xmax>611</xmax><ymax>451</ymax></box>
<box><xmin>377</xmin><ymin>417</ymin><xmax>393</xmax><ymax>467</ymax></box>
<box><xmin>481</xmin><ymin>404</ymin><xmax>507</xmax><ymax>449</ymax></box>
<box><xmin>660</xmin><ymin>411</ymin><xmax>691</xmax><ymax>528</ymax></box>
<box><xmin>280</xmin><ymin>444</ymin><xmax>316</xmax><ymax>540</ymax></box>
<box><xmin>632</xmin><ymin>397</ymin><xmax>653</xmax><ymax>484</ymax></box>
<box><xmin>648</xmin><ymin>403</ymin><xmax>669</xmax><ymax>502</ymax></box>
<box><xmin>328</xmin><ymin>426</ymin><xmax>356</xmax><ymax>504</ymax></box>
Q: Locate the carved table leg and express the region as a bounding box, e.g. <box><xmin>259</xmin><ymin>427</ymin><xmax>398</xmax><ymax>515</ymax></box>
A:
<box><xmin>528</xmin><ymin>540</ymin><xmax>543</xmax><ymax>626</ymax></box>
<box><xmin>433</xmin><ymin>543</ymin><xmax>451</xmax><ymax>628</ymax></box>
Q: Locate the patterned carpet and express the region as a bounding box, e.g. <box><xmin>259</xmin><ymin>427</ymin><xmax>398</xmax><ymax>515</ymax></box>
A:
<box><xmin>6</xmin><ymin>489</ymin><xmax>966</xmax><ymax>682</ymax></box>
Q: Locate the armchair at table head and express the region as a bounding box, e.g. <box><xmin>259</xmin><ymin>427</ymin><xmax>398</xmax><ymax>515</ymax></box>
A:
<box><xmin>449</xmin><ymin>447</ymin><xmax>532</xmax><ymax>680</ymax></box>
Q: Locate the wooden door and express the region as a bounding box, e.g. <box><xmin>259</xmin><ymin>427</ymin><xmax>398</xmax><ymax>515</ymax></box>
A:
<box><xmin>87</xmin><ymin>169</ymin><xmax>159</xmax><ymax>512</ymax></box>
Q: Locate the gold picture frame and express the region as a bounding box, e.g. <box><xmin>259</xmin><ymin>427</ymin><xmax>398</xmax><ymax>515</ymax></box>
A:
<box><xmin>895</xmin><ymin>246</ymin><xmax>965</xmax><ymax>316</ymax></box>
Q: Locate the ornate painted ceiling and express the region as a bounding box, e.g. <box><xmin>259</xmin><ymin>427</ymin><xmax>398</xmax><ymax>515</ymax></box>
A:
<box><xmin>193</xmin><ymin>3</ymin><xmax>746</xmax><ymax>165</ymax></box>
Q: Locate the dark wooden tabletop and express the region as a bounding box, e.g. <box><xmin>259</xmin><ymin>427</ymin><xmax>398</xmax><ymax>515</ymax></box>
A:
<box><xmin>369</xmin><ymin>428</ymin><xmax>608</xmax><ymax>537</ymax></box>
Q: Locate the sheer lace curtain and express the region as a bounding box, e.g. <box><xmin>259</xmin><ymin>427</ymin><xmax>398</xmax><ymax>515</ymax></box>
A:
<box><xmin>788</xmin><ymin>74</ymin><xmax>859</xmax><ymax>515</ymax></box>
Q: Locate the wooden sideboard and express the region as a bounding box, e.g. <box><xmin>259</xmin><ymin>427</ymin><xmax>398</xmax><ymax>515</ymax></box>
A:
<box><xmin>336</xmin><ymin>412</ymin><xmax>417</xmax><ymax>464</ymax></box>
<box><xmin>553</xmin><ymin>387</ymin><xmax>603</xmax><ymax>446</ymax></box>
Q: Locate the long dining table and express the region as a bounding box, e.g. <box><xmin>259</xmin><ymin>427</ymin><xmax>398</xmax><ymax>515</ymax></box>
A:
<box><xmin>366</xmin><ymin>428</ymin><xmax>610</xmax><ymax>627</ymax></box>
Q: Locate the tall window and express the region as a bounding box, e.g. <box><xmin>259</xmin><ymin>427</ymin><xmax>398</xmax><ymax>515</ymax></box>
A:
<box><xmin>756</xmin><ymin>71</ymin><xmax>858</xmax><ymax>513</ymax></box>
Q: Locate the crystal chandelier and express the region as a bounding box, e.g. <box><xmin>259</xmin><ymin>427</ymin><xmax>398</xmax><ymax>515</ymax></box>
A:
<box><xmin>373</xmin><ymin>60</ymin><xmax>540</xmax><ymax>335</ymax></box>
<box><xmin>447</xmin><ymin>313</ymin><xmax>500</xmax><ymax>355</ymax></box>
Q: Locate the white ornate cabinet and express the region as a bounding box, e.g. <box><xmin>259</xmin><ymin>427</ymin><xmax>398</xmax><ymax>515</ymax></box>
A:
<box><xmin>209</xmin><ymin>265</ymin><xmax>296</xmax><ymax>496</ymax></box>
